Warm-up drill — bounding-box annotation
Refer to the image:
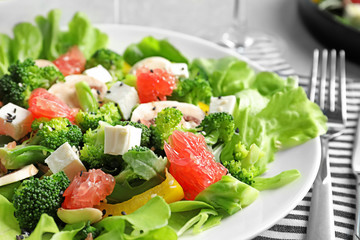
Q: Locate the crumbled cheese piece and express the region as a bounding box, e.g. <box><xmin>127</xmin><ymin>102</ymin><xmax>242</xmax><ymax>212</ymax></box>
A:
<box><xmin>104</xmin><ymin>125</ymin><xmax>142</xmax><ymax>155</ymax></box>
<box><xmin>0</xmin><ymin>103</ymin><xmax>33</xmax><ymax>140</ymax></box>
<box><xmin>84</xmin><ymin>65</ymin><xmax>113</xmax><ymax>83</ymax></box>
<box><xmin>209</xmin><ymin>96</ymin><xmax>237</xmax><ymax>115</ymax></box>
<box><xmin>104</xmin><ymin>82</ymin><xmax>139</xmax><ymax>120</ymax></box>
<box><xmin>45</xmin><ymin>142</ymin><xmax>86</xmax><ymax>181</ymax></box>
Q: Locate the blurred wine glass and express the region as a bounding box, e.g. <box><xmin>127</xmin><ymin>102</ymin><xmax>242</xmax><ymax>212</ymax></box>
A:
<box><xmin>217</xmin><ymin>0</ymin><xmax>280</xmax><ymax>55</ymax></box>
<box><xmin>219</xmin><ymin>0</ymin><xmax>254</xmax><ymax>51</ymax></box>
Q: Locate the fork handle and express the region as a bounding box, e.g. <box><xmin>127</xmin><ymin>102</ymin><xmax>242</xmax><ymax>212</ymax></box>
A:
<box><xmin>307</xmin><ymin>137</ymin><xmax>335</xmax><ymax>240</ymax></box>
<box><xmin>354</xmin><ymin>175</ymin><xmax>360</xmax><ymax>240</ymax></box>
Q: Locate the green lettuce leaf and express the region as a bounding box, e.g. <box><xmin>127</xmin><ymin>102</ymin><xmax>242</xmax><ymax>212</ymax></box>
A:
<box><xmin>60</xmin><ymin>12</ymin><xmax>108</xmax><ymax>59</ymax></box>
<box><xmin>195</xmin><ymin>175</ymin><xmax>259</xmax><ymax>215</ymax></box>
<box><xmin>235</xmin><ymin>89</ymin><xmax>269</xmax><ymax>115</ymax></box>
<box><xmin>0</xmin><ymin>181</ymin><xmax>21</xmax><ymax>202</ymax></box>
<box><xmin>11</xmin><ymin>22</ymin><xmax>43</xmax><ymax>61</ymax></box>
<box><xmin>252</xmin><ymin>169</ymin><xmax>301</xmax><ymax>191</ymax></box>
<box><xmin>123</xmin><ymin>36</ymin><xmax>188</xmax><ymax>65</ymax></box>
<box><xmin>189</xmin><ymin>58</ymin><xmax>216</xmax><ymax>79</ymax></box>
<box><xmin>0</xmin><ymin>194</ymin><xmax>21</xmax><ymax>239</ymax></box>
<box><xmin>107</xmin><ymin>176</ymin><xmax>163</xmax><ymax>203</ymax></box>
<box><xmin>94</xmin><ymin>196</ymin><xmax>172</xmax><ymax>239</ymax></box>
<box><xmin>50</xmin><ymin>222</ymin><xmax>85</xmax><ymax>240</ymax></box>
<box><xmin>251</xmin><ymin>72</ymin><xmax>297</xmax><ymax>96</ymax></box>
<box><xmin>115</xmin><ymin>148</ymin><xmax>167</xmax><ymax>184</ymax></box>
<box><xmin>27</xmin><ymin>214</ymin><xmax>59</xmax><ymax>240</ymax></box>
<box><xmin>225</xmin><ymin>83</ymin><xmax>327</xmax><ymax>176</ymax></box>
<box><xmin>189</xmin><ymin>56</ymin><xmax>255</xmax><ymax>96</ymax></box>
<box><xmin>133</xmin><ymin>226</ymin><xmax>177</xmax><ymax>240</ymax></box>
<box><xmin>35</xmin><ymin>9</ymin><xmax>62</xmax><ymax>60</ymax></box>
<box><xmin>210</xmin><ymin>57</ymin><xmax>255</xmax><ymax>96</ymax></box>
<box><xmin>0</xmin><ymin>34</ymin><xmax>11</xmax><ymax>76</ymax></box>
<box><xmin>168</xmin><ymin>200</ymin><xmax>220</xmax><ymax>236</ymax></box>
<box><xmin>257</xmin><ymin>87</ymin><xmax>327</xmax><ymax>149</ymax></box>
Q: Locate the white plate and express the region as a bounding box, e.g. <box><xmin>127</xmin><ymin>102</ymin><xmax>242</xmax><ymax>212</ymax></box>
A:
<box><xmin>98</xmin><ymin>24</ymin><xmax>321</xmax><ymax>240</ymax></box>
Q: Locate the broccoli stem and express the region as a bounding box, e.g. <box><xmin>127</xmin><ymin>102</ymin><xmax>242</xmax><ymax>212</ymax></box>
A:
<box><xmin>0</xmin><ymin>145</ymin><xmax>54</xmax><ymax>169</ymax></box>
<box><xmin>252</xmin><ymin>169</ymin><xmax>301</xmax><ymax>191</ymax></box>
<box><xmin>75</xmin><ymin>81</ymin><xmax>99</xmax><ymax>113</ymax></box>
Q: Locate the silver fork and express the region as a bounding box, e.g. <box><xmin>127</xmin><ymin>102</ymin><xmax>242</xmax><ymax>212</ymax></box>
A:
<box><xmin>306</xmin><ymin>49</ymin><xmax>347</xmax><ymax>240</ymax></box>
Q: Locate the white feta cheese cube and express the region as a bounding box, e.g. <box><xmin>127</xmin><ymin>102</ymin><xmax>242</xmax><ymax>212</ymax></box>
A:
<box><xmin>104</xmin><ymin>82</ymin><xmax>139</xmax><ymax>120</ymax></box>
<box><xmin>84</xmin><ymin>65</ymin><xmax>113</xmax><ymax>83</ymax></box>
<box><xmin>45</xmin><ymin>142</ymin><xmax>86</xmax><ymax>181</ymax></box>
<box><xmin>126</xmin><ymin>126</ymin><xmax>142</xmax><ymax>150</ymax></box>
<box><xmin>104</xmin><ymin>125</ymin><xmax>142</xmax><ymax>155</ymax></box>
<box><xmin>209</xmin><ymin>95</ymin><xmax>237</xmax><ymax>115</ymax></box>
<box><xmin>170</xmin><ymin>63</ymin><xmax>189</xmax><ymax>78</ymax></box>
<box><xmin>0</xmin><ymin>103</ymin><xmax>33</xmax><ymax>140</ymax></box>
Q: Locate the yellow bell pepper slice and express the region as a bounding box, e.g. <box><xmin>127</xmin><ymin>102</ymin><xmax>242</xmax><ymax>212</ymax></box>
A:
<box><xmin>96</xmin><ymin>170</ymin><xmax>184</xmax><ymax>217</ymax></box>
<box><xmin>122</xmin><ymin>62</ymin><xmax>132</xmax><ymax>75</ymax></box>
<box><xmin>198</xmin><ymin>102</ymin><xmax>209</xmax><ymax>115</ymax></box>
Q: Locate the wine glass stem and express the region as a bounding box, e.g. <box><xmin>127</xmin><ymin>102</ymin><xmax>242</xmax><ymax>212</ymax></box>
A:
<box><xmin>233</xmin><ymin>0</ymin><xmax>247</xmax><ymax>45</ymax></box>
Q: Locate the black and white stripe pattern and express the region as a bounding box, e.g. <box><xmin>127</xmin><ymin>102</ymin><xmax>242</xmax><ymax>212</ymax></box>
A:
<box><xmin>242</xmin><ymin>37</ymin><xmax>357</xmax><ymax>240</ymax></box>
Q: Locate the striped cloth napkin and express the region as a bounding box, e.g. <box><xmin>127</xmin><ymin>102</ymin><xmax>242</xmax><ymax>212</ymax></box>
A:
<box><xmin>241</xmin><ymin>37</ymin><xmax>358</xmax><ymax>240</ymax></box>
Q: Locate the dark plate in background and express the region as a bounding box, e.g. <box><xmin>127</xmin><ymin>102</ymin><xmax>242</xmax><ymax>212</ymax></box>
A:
<box><xmin>298</xmin><ymin>0</ymin><xmax>360</xmax><ymax>64</ymax></box>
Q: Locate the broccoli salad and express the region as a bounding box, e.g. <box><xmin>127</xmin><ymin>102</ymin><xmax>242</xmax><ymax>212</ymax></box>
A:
<box><xmin>0</xmin><ymin>9</ymin><xmax>327</xmax><ymax>240</ymax></box>
<box><xmin>314</xmin><ymin>0</ymin><xmax>360</xmax><ymax>29</ymax></box>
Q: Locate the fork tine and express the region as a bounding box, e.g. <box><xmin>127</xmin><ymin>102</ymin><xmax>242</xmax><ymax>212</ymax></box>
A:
<box><xmin>329</xmin><ymin>50</ymin><xmax>336</xmax><ymax>112</ymax></box>
<box><xmin>339</xmin><ymin>50</ymin><xmax>347</xmax><ymax>124</ymax></box>
<box><xmin>309</xmin><ymin>49</ymin><xmax>319</xmax><ymax>102</ymax></box>
<box><xmin>319</xmin><ymin>49</ymin><xmax>328</xmax><ymax>110</ymax></box>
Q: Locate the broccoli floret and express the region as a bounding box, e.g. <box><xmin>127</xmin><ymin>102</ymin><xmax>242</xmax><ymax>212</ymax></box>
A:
<box><xmin>75</xmin><ymin>102</ymin><xmax>121</xmax><ymax>132</ymax></box>
<box><xmin>30</xmin><ymin>118</ymin><xmax>83</xmax><ymax>150</ymax></box>
<box><xmin>150</xmin><ymin>107</ymin><xmax>183</xmax><ymax>150</ymax></box>
<box><xmin>0</xmin><ymin>144</ymin><xmax>53</xmax><ymax>169</ymax></box>
<box><xmin>169</xmin><ymin>77</ymin><xmax>213</xmax><ymax>105</ymax></box>
<box><xmin>113</xmin><ymin>121</ymin><xmax>151</xmax><ymax>147</ymax></box>
<box><xmin>0</xmin><ymin>59</ymin><xmax>64</xmax><ymax>107</ymax></box>
<box><xmin>13</xmin><ymin>171</ymin><xmax>70</xmax><ymax>231</ymax></box>
<box><xmin>197</xmin><ymin>112</ymin><xmax>235</xmax><ymax>145</ymax></box>
<box><xmin>221</xmin><ymin>143</ymin><xmax>263</xmax><ymax>186</ymax></box>
<box><xmin>74</xmin><ymin>221</ymin><xmax>101</xmax><ymax>240</ymax></box>
<box><xmin>86</xmin><ymin>48</ymin><xmax>124</xmax><ymax>81</ymax></box>
<box><xmin>222</xmin><ymin>160</ymin><xmax>258</xmax><ymax>186</ymax></box>
<box><xmin>115</xmin><ymin>146</ymin><xmax>167</xmax><ymax>184</ymax></box>
<box><xmin>80</xmin><ymin>121</ymin><xmax>121</xmax><ymax>171</ymax></box>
